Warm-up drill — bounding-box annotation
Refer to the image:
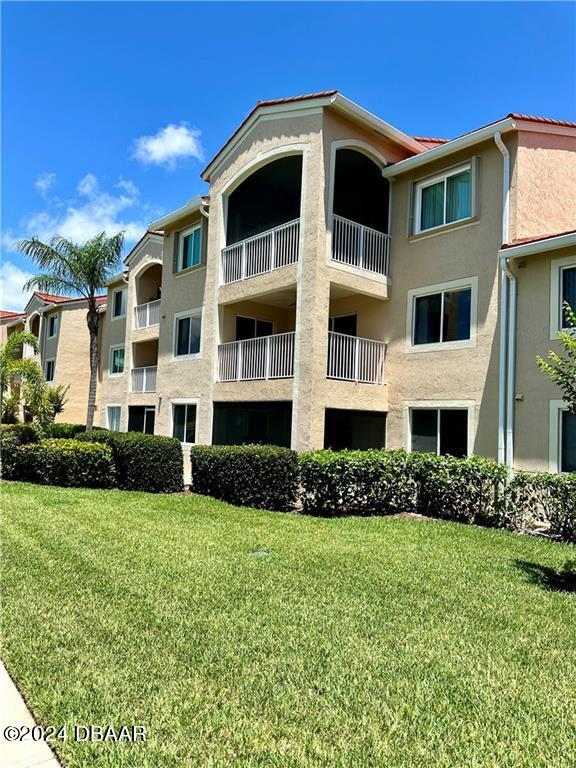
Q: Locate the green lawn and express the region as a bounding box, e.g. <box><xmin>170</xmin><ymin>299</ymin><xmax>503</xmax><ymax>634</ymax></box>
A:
<box><xmin>2</xmin><ymin>483</ymin><xmax>575</xmax><ymax>768</ymax></box>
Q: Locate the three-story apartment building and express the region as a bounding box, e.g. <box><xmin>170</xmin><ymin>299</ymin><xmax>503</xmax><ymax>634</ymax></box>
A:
<box><xmin>95</xmin><ymin>91</ymin><xmax>576</xmax><ymax>473</ymax></box>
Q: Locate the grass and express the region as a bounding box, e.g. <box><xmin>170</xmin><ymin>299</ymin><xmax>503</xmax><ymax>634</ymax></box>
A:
<box><xmin>1</xmin><ymin>482</ymin><xmax>575</xmax><ymax>768</ymax></box>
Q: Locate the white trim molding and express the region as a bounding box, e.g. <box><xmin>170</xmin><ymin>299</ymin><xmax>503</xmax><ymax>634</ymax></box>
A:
<box><xmin>170</xmin><ymin>398</ymin><xmax>199</xmax><ymax>447</ymax></box>
<box><xmin>549</xmin><ymin>255</ymin><xmax>576</xmax><ymax>339</ymax></box>
<box><xmin>106</xmin><ymin>404</ymin><xmax>122</xmax><ymax>432</ymax></box>
<box><xmin>111</xmin><ymin>287</ymin><xmax>127</xmax><ymax>320</ymax></box>
<box><xmin>404</xmin><ymin>400</ymin><xmax>476</xmax><ymax>457</ymax></box>
<box><xmin>44</xmin><ymin>358</ymin><xmax>56</xmax><ymax>382</ymax></box>
<box><xmin>46</xmin><ymin>313</ymin><xmax>59</xmax><ymax>338</ymax></box>
<box><xmin>406</xmin><ymin>276</ymin><xmax>478</xmax><ymax>353</ymax></box>
<box><xmin>413</xmin><ymin>162</ymin><xmax>474</xmax><ymax>235</ymax></box>
<box><xmin>549</xmin><ymin>399</ymin><xmax>575</xmax><ymax>473</ymax></box>
<box><xmin>109</xmin><ymin>344</ymin><xmax>126</xmax><ymax>377</ymax></box>
<box><xmin>172</xmin><ymin>307</ymin><xmax>204</xmax><ymax>361</ymax></box>
<box><xmin>177</xmin><ymin>223</ymin><xmax>202</xmax><ymax>272</ymax></box>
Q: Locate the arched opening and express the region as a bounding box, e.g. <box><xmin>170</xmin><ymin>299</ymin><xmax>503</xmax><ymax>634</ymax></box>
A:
<box><xmin>226</xmin><ymin>155</ymin><xmax>302</xmax><ymax>246</ymax></box>
<box><xmin>134</xmin><ymin>263</ymin><xmax>162</xmax><ymax>329</ymax></box>
<box><xmin>29</xmin><ymin>314</ymin><xmax>40</xmax><ymax>339</ymax></box>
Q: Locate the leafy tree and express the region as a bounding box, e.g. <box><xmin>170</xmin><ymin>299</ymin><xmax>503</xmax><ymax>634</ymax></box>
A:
<box><xmin>538</xmin><ymin>302</ymin><xmax>576</xmax><ymax>414</ymax></box>
<box><xmin>17</xmin><ymin>231</ymin><xmax>124</xmax><ymax>430</ymax></box>
<box><xmin>0</xmin><ymin>331</ymin><xmax>46</xmax><ymax>424</ymax></box>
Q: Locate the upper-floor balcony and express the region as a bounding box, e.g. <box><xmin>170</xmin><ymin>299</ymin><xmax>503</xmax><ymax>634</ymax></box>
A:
<box><xmin>134</xmin><ymin>299</ymin><xmax>161</xmax><ymax>329</ymax></box>
<box><xmin>327</xmin><ymin>331</ymin><xmax>386</xmax><ymax>384</ymax></box>
<box><xmin>218</xmin><ymin>331</ymin><xmax>295</xmax><ymax>381</ymax></box>
<box><xmin>331</xmin><ymin>215</ymin><xmax>390</xmax><ymax>277</ymax></box>
<box><xmin>133</xmin><ymin>262</ymin><xmax>162</xmax><ymax>334</ymax></box>
<box><xmin>221</xmin><ymin>219</ymin><xmax>300</xmax><ymax>285</ymax></box>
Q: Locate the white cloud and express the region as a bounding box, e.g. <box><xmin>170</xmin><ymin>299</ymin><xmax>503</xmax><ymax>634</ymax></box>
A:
<box><xmin>34</xmin><ymin>172</ymin><xmax>56</xmax><ymax>197</ymax></box>
<box><xmin>0</xmin><ymin>261</ymin><xmax>33</xmax><ymax>312</ymax></box>
<box><xmin>131</xmin><ymin>123</ymin><xmax>204</xmax><ymax>169</ymax></box>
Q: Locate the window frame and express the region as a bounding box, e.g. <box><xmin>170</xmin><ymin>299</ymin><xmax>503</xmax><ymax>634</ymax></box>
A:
<box><xmin>549</xmin><ymin>399</ymin><xmax>576</xmax><ymax>473</ymax></box>
<box><xmin>413</xmin><ymin>162</ymin><xmax>474</xmax><ymax>235</ymax></box>
<box><xmin>405</xmin><ymin>400</ymin><xmax>475</xmax><ymax>457</ymax></box>
<box><xmin>172</xmin><ymin>307</ymin><xmax>203</xmax><ymax>360</ymax></box>
<box><xmin>44</xmin><ymin>358</ymin><xmax>55</xmax><ymax>382</ymax></box>
<box><xmin>549</xmin><ymin>256</ymin><xmax>576</xmax><ymax>339</ymax></box>
<box><xmin>171</xmin><ymin>399</ymin><xmax>199</xmax><ymax>447</ymax></box>
<box><xmin>109</xmin><ymin>344</ymin><xmax>125</xmax><ymax>377</ymax></box>
<box><xmin>406</xmin><ymin>276</ymin><xmax>478</xmax><ymax>352</ymax></box>
<box><xmin>112</xmin><ymin>288</ymin><xmax>127</xmax><ymax>320</ymax></box>
<box><xmin>47</xmin><ymin>314</ymin><xmax>59</xmax><ymax>338</ymax></box>
<box><xmin>177</xmin><ymin>224</ymin><xmax>202</xmax><ymax>272</ymax></box>
<box><xmin>106</xmin><ymin>404</ymin><xmax>122</xmax><ymax>432</ymax></box>
<box><xmin>235</xmin><ymin>314</ymin><xmax>275</xmax><ymax>340</ymax></box>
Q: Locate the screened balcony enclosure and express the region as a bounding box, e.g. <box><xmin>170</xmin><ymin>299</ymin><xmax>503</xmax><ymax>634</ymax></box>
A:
<box><xmin>134</xmin><ymin>263</ymin><xmax>162</xmax><ymax>329</ymax></box>
<box><xmin>331</xmin><ymin>148</ymin><xmax>391</xmax><ymax>277</ymax></box>
<box><xmin>222</xmin><ymin>156</ymin><xmax>302</xmax><ymax>284</ymax></box>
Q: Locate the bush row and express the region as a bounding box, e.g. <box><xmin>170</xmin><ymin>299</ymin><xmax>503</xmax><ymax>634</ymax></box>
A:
<box><xmin>42</xmin><ymin>422</ymin><xmax>88</xmax><ymax>439</ymax></box>
<box><xmin>18</xmin><ymin>439</ymin><xmax>115</xmax><ymax>488</ymax></box>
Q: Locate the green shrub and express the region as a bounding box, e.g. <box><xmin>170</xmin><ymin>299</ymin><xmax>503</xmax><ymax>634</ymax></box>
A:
<box><xmin>299</xmin><ymin>449</ymin><xmax>419</xmax><ymax>517</ymax></box>
<box><xmin>19</xmin><ymin>439</ymin><xmax>114</xmax><ymax>488</ymax></box>
<box><xmin>505</xmin><ymin>471</ymin><xmax>576</xmax><ymax>542</ymax></box>
<box><xmin>76</xmin><ymin>431</ymin><xmax>183</xmax><ymax>493</ymax></box>
<box><xmin>190</xmin><ymin>444</ymin><xmax>299</xmax><ymax>511</ymax></box>
<box><xmin>43</xmin><ymin>422</ymin><xmax>86</xmax><ymax>439</ymax></box>
<box><xmin>0</xmin><ymin>423</ymin><xmax>41</xmax><ymax>479</ymax></box>
<box><xmin>411</xmin><ymin>453</ymin><xmax>507</xmax><ymax>526</ymax></box>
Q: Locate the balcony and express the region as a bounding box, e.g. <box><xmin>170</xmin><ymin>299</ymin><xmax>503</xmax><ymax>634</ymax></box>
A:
<box><xmin>131</xmin><ymin>366</ymin><xmax>157</xmax><ymax>393</ymax></box>
<box><xmin>221</xmin><ymin>219</ymin><xmax>300</xmax><ymax>285</ymax></box>
<box><xmin>331</xmin><ymin>215</ymin><xmax>390</xmax><ymax>277</ymax></box>
<box><xmin>134</xmin><ymin>299</ymin><xmax>161</xmax><ymax>329</ymax></box>
<box><xmin>218</xmin><ymin>332</ymin><xmax>295</xmax><ymax>381</ymax></box>
<box><xmin>327</xmin><ymin>331</ymin><xmax>386</xmax><ymax>384</ymax></box>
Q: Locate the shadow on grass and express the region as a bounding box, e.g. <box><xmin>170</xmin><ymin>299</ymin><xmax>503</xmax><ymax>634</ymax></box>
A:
<box><xmin>515</xmin><ymin>560</ymin><xmax>576</xmax><ymax>593</ymax></box>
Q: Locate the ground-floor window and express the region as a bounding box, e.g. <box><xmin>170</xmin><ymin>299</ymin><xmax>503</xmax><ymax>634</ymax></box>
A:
<box><xmin>560</xmin><ymin>410</ymin><xmax>576</xmax><ymax>473</ymax></box>
<box><xmin>172</xmin><ymin>402</ymin><xmax>197</xmax><ymax>444</ymax></box>
<box><xmin>212</xmin><ymin>401</ymin><xmax>292</xmax><ymax>447</ymax></box>
<box><xmin>44</xmin><ymin>359</ymin><xmax>55</xmax><ymax>382</ymax></box>
<box><xmin>128</xmin><ymin>405</ymin><xmax>155</xmax><ymax>435</ymax></box>
<box><xmin>324</xmin><ymin>408</ymin><xmax>386</xmax><ymax>450</ymax></box>
<box><xmin>410</xmin><ymin>408</ymin><xmax>468</xmax><ymax>458</ymax></box>
<box><xmin>107</xmin><ymin>405</ymin><xmax>121</xmax><ymax>432</ymax></box>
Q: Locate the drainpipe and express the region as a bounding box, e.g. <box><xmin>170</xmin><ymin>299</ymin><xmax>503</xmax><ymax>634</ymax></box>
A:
<box><xmin>494</xmin><ymin>131</ymin><xmax>516</xmax><ymax>469</ymax></box>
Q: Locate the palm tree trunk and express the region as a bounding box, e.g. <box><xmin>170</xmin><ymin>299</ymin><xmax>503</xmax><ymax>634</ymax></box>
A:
<box><xmin>86</xmin><ymin>301</ymin><xmax>100</xmax><ymax>431</ymax></box>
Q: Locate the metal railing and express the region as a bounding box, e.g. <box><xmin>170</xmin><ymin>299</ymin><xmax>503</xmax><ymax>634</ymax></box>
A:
<box><xmin>331</xmin><ymin>215</ymin><xmax>390</xmax><ymax>277</ymax></box>
<box><xmin>327</xmin><ymin>331</ymin><xmax>386</xmax><ymax>384</ymax></box>
<box><xmin>221</xmin><ymin>219</ymin><xmax>300</xmax><ymax>284</ymax></box>
<box><xmin>218</xmin><ymin>332</ymin><xmax>295</xmax><ymax>381</ymax></box>
<box><xmin>134</xmin><ymin>299</ymin><xmax>161</xmax><ymax>329</ymax></box>
<box><xmin>131</xmin><ymin>366</ymin><xmax>157</xmax><ymax>393</ymax></box>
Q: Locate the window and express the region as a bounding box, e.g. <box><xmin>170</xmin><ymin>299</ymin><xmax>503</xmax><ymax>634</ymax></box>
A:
<box><xmin>414</xmin><ymin>164</ymin><xmax>472</xmax><ymax>233</ymax></box>
<box><xmin>128</xmin><ymin>405</ymin><xmax>155</xmax><ymax>434</ymax></box>
<box><xmin>410</xmin><ymin>408</ymin><xmax>469</xmax><ymax>458</ymax></box>
<box><xmin>47</xmin><ymin>315</ymin><xmax>58</xmax><ymax>338</ymax></box>
<box><xmin>328</xmin><ymin>314</ymin><xmax>357</xmax><ymax>336</ymax></box>
<box><xmin>550</xmin><ymin>401</ymin><xmax>576</xmax><ymax>473</ymax></box>
<box><xmin>235</xmin><ymin>316</ymin><xmax>273</xmax><ymax>340</ymax></box>
<box><xmin>408</xmin><ymin>278</ymin><xmax>477</xmax><ymax>350</ymax></box>
<box><xmin>561</xmin><ymin>266</ymin><xmax>576</xmax><ymax>330</ymax></box>
<box><xmin>172</xmin><ymin>403</ymin><xmax>197</xmax><ymax>444</ymax></box>
<box><xmin>178</xmin><ymin>225</ymin><xmax>202</xmax><ymax>271</ymax></box>
<box><xmin>44</xmin><ymin>359</ymin><xmax>55</xmax><ymax>382</ymax></box>
<box><xmin>107</xmin><ymin>405</ymin><xmax>121</xmax><ymax>432</ymax></box>
<box><xmin>549</xmin><ymin>257</ymin><xmax>576</xmax><ymax>338</ymax></box>
<box><xmin>110</xmin><ymin>346</ymin><xmax>125</xmax><ymax>375</ymax></box>
<box><xmin>174</xmin><ymin>310</ymin><xmax>202</xmax><ymax>357</ymax></box>
<box><xmin>112</xmin><ymin>288</ymin><xmax>127</xmax><ymax>319</ymax></box>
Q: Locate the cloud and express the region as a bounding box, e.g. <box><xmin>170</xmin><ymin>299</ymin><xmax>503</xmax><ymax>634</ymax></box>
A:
<box><xmin>131</xmin><ymin>123</ymin><xmax>204</xmax><ymax>169</ymax></box>
<box><xmin>34</xmin><ymin>172</ymin><xmax>56</xmax><ymax>197</ymax></box>
<box><xmin>0</xmin><ymin>261</ymin><xmax>33</xmax><ymax>312</ymax></box>
<box><xmin>2</xmin><ymin>173</ymin><xmax>153</xmax><ymax>251</ymax></box>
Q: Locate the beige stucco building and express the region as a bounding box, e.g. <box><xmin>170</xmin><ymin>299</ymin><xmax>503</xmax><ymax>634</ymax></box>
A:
<box><xmin>77</xmin><ymin>92</ymin><xmax>576</xmax><ymax>473</ymax></box>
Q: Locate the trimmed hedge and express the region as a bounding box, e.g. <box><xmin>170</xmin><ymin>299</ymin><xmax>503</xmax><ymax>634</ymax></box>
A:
<box><xmin>299</xmin><ymin>449</ymin><xmax>418</xmax><ymax>517</ymax></box>
<box><xmin>43</xmin><ymin>422</ymin><xmax>87</xmax><ymax>439</ymax></box>
<box><xmin>76</xmin><ymin>431</ymin><xmax>183</xmax><ymax>493</ymax></box>
<box><xmin>190</xmin><ymin>444</ymin><xmax>299</xmax><ymax>511</ymax></box>
<box><xmin>18</xmin><ymin>439</ymin><xmax>114</xmax><ymax>488</ymax></box>
<box><xmin>505</xmin><ymin>471</ymin><xmax>576</xmax><ymax>542</ymax></box>
<box><xmin>0</xmin><ymin>423</ymin><xmax>41</xmax><ymax>479</ymax></box>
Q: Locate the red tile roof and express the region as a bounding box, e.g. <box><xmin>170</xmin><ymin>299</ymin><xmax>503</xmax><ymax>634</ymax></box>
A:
<box><xmin>507</xmin><ymin>113</ymin><xmax>576</xmax><ymax>129</ymax></box>
<box><xmin>502</xmin><ymin>229</ymin><xmax>576</xmax><ymax>249</ymax></box>
<box><xmin>34</xmin><ymin>291</ymin><xmax>106</xmax><ymax>306</ymax></box>
<box><xmin>0</xmin><ymin>310</ymin><xmax>25</xmax><ymax>319</ymax></box>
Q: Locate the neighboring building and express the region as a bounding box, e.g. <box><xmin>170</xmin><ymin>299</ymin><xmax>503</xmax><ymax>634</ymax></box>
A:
<box><xmin>20</xmin><ymin>91</ymin><xmax>576</xmax><ymax>473</ymax></box>
<box><xmin>1</xmin><ymin>292</ymin><xmax>106</xmax><ymax>424</ymax></box>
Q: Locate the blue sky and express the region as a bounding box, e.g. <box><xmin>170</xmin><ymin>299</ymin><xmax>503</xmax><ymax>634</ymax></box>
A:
<box><xmin>2</xmin><ymin>1</ymin><xmax>575</xmax><ymax>310</ymax></box>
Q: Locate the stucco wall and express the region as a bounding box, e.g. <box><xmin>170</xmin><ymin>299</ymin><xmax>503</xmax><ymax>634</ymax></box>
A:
<box><xmin>50</xmin><ymin>306</ymin><xmax>92</xmax><ymax>424</ymax></box>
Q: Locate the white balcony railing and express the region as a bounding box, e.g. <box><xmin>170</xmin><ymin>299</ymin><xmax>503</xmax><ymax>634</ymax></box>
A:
<box><xmin>332</xmin><ymin>215</ymin><xmax>390</xmax><ymax>277</ymax></box>
<box><xmin>327</xmin><ymin>331</ymin><xmax>386</xmax><ymax>384</ymax></box>
<box><xmin>218</xmin><ymin>332</ymin><xmax>295</xmax><ymax>381</ymax></box>
<box><xmin>134</xmin><ymin>299</ymin><xmax>161</xmax><ymax>329</ymax></box>
<box><xmin>131</xmin><ymin>366</ymin><xmax>157</xmax><ymax>393</ymax></box>
<box><xmin>221</xmin><ymin>219</ymin><xmax>300</xmax><ymax>285</ymax></box>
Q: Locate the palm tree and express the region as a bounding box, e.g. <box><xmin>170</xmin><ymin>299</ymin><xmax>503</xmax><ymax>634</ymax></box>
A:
<box><xmin>17</xmin><ymin>231</ymin><xmax>124</xmax><ymax>430</ymax></box>
<box><xmin>0</xmin><ymin>330</ymin><xmax>45</xmax><ymax>423</ymax></box>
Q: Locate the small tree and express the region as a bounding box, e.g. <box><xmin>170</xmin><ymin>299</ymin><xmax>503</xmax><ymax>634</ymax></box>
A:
<box><xmin>0</xmin><ymin>331</ymin><xmax>47</xmax><ymax>424</ymax></box>
<box><xmin>538</xmin><ymin>302</ymin><xmax>576</xmax><ymax>414</ymax></box>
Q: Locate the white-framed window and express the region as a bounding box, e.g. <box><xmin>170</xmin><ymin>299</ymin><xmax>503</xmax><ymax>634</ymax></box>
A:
<box><xmin>171</xmin><ymin>400</ymin><xmax>198</xmax><ymax>444</ymax></box>
<box><xmin>549</xmin><ymin>256</ymin><xmax>576</xmax><ymax>339</ymax></box>
<box><xmin>47</xmin><ymin>314</ymin><xmax>58</xmax><ymax>338</ymax></box>
<box><xmin>406</xmin><ymin>277</ymin><xmax>478</xmax><ymax>352</ymax></box>
<box><xmin>109</xmin><ymin>345</ymin><xmax>125</xmax><ymax>376</ymax></box>
<box><xmin>173</xmin><ymin>308</ymin><xmax>202</xmax><ymax>358</ymax></box>
<box><xmin>178</xmin><ymin>224</ymin><xmax>202</xmax><ymax>271</ymax></box>
<box><xmin>44</xmin><ymin>359</ymin><xmax>55</xmax><ymax>382</ymax></box>
<box><xmin>107</xmin><ymin>405</ymin><xmax>121</xmax><ymax>432</ymax></box>
<box><xmin>414</xmin><ymin>163</ymin><xmax>473</xmax><ymax>234</ymax></box>
<box><xmin>112</xmin><ymin>288</ymin><xmax>127</xmax><ymax>319</ymax></box>
<box><xmin>406</xmin><ymin>401</ymin><xmax>475</xmax><ymax>458</ymax></box>
<box><xmin>549</xmin><ymin>400</ymin><xmax>576</xmax><ymax>473</ymax></box>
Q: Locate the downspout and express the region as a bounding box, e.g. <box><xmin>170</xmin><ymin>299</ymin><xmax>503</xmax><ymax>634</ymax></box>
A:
<box><xmin>494</xmin><ymin>131</ymin><xmax>516</xmax><ymax>469</ymax></box>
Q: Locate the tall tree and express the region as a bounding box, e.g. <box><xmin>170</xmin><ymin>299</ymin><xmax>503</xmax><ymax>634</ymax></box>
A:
<box><xmin>0</xmin><ymin>330</ymin><xmax>45</xmax><ymax>423</ymax></box>
<box><xmin>538</xmin><ymin>302</ymin><xmax>576</xmax><ymax>414</ymax></box>
<box><xmin>17</xmin><ymin>232</ymin><xmax>124</xmax><ymax>430</ymax></box>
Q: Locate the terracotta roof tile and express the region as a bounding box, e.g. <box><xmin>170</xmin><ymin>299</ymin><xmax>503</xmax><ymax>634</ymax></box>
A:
<box><xmin>502</xmin><ymin>229</ymin><xmax>576</xmax><ymax>248</ymax></box>
<box><xmin>507</xmin><ymin>113</ymin><xmax>576</xmax><ymax>129</ymax></box>
<box><xmin>0</xmin><ymin>310</ymin><xmax>25</xmax><ymax>319</ymax></box>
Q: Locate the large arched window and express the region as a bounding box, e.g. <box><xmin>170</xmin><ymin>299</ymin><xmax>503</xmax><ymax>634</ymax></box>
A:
<box><xmin>333</xmin><ymin>148</ymin><xmax>389</xmax><ymax>233</ymax></box>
